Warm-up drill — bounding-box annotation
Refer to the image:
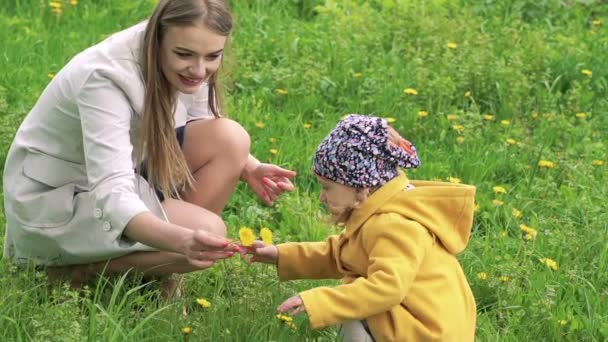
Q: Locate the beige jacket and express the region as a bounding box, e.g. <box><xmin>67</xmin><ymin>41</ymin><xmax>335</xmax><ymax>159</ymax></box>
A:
<box><xmin>3</xmin><ymin>22</ymin><xmax>212</xmax><ymax>266</ymax></box>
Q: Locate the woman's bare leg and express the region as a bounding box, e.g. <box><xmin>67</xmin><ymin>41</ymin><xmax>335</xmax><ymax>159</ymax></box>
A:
<box><xmin>68</xmin><ymin>119</ymin><xmax>250</xmax><ymax>284</ymax></box>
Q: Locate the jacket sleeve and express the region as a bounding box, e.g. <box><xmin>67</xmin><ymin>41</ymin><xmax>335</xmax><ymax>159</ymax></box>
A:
<box><xmin>77</xmin><ymin>71</ymin><xmax>151</xmax><ymax>244</ymax></box>
<box><xmin>299</xmin><ymin>213</ymin><xmax>433</xmax><ymax>329</ymax></box>
<box><xmin>276</xmin><ymin>235</ymin><xmax>343</xmax><ymax>281</ymax></box>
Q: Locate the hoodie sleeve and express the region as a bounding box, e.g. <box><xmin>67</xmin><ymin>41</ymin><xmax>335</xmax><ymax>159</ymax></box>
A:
<box><xmin>299</xmin><ymin>213</ymin><xmax>433</xmax><ymax>329</ymax></box>
<box><xmin>276</xmin><ymin>235</ymin><xmax>343</xmax><ymax>281</ymax></box>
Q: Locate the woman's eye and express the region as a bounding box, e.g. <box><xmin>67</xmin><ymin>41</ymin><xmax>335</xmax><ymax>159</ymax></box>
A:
<box><xmin>206</xmin><ymin>54</ymin><xmax>221</xmax><ymax>61</ymax></box>
<box><xmin>175</xmin><ymin>51</ymin><xmax>192</xmax><ymax>58</ymax></box>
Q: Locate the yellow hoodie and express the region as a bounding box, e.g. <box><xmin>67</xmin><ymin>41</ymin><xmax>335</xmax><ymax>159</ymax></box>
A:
<box><xmin>277</xmin><ymin>172</ymin><xmax>477</xmax><ymax>342</ymax></box>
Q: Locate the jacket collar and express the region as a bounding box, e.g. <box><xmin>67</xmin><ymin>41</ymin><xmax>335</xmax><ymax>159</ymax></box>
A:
<box><xmin>343</xmin><ymin>171</ymin><xmax>409</xmax><ymax>237</ymax></box>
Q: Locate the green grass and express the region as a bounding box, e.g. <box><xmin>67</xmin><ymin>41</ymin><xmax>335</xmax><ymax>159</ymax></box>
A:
<box><xmin>1</xmin><ymin>0</ymin><xmax>607</xmax><ymax>340</ymax></box>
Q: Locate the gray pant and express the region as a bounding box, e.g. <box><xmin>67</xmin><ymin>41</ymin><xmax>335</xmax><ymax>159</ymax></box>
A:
<box><xmin>340</xmin><ymin>320</ymin><xmax>375</xmax><ymax>342</ymax></box>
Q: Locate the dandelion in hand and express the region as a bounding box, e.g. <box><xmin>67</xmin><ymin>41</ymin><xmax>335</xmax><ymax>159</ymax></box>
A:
<box><xmin>239</xmin><ymin>227</ymin><xmax>256</xmax><ymax>246</ymax></box>
<box><xmin>260</xmin><ymin>227</ymin><xmax>273</xmax><ymax>245</ymax></box>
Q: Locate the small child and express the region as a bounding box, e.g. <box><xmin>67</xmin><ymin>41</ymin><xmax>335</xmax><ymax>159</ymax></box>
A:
<box><xmin>248</xmin><ymin>114</ymin><xmax>477</xmax><ymax>341</ymax></box>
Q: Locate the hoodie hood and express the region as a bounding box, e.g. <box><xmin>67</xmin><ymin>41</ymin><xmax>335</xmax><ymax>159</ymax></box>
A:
<box><xmin>346</xmin><ymin>172</ymin><xmax>476</xmax><ymax>255</ymax></box>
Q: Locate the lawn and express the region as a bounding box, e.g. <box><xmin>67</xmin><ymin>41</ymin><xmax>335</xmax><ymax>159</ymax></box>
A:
<box><xmin>0</xmin><ymin>0</ymin><xmax>607</xmax><ymax>341</ymax></box>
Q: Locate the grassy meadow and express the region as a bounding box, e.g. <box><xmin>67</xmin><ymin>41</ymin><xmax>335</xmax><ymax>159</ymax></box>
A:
<box><xmin>1</xmin><ymin>0</ymin><xmax>607</xmax><ymax>340</ymax></box>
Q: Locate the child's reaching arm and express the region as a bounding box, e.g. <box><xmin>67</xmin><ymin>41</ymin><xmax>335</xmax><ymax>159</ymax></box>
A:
<box><xmin>285</xmin><ymin>213</ymin><xmax>433</xmax><ymax>329</ymax></box>
<box><xmin>246</xmin><ymin>235</ymin><xmax>344</xmax><ymax>280</ymax></box>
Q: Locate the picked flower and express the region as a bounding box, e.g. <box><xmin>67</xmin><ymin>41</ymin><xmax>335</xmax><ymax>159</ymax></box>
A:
<box><xmin>196</xmin><ymin>297</ymin><xmax>211</xmax><ymax>308</ymax></box>
<box><xmin>260</xmin><ymin>227</ymin><xmax>273</xmax><ymax>245</ymax></box>
<box><xmin>239</xmin><ymin>227</ymin><xmax>256</xmax><ymax>246</ymax></box>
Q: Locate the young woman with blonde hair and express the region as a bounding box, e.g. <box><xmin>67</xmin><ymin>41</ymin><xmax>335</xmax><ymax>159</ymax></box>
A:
<box><xmin>2</xmin><ymin>0</ymin><xmax>295</xmax><ymax>292</ymax></box>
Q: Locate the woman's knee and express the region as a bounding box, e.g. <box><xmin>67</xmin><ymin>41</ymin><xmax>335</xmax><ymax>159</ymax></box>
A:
<box><xmin>199</xmin><ymin>212</ymin><xmax>227</xmax><ymax>237</ymax></box>
<box><xmin>206</xmin><ymin>118</ymin><xmax>250</xmax><ymax>161</ymax></box>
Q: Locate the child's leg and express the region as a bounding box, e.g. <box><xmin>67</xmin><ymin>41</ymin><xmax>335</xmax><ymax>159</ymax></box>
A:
<box><xmin>340</xmin><ymin>320</ymin><xmax>375</xmax><ymax>342</ymax></box>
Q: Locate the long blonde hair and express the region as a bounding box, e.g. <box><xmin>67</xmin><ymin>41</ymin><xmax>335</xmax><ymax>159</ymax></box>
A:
<box><xmin>139</xmin><ymin>0</ymin><xmax>232</xmax><ymax>198</ymax></box>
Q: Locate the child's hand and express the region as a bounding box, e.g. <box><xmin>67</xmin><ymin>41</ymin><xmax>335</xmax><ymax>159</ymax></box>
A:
<box><xmin>277</xmin><ymin>294</ymin><xmax>306</xmax><ymax>316</ymax></box>
<box><xmin>241</xmin><ymin>240</ymin><xmax>278</xmax><ymax>264</ymax></box>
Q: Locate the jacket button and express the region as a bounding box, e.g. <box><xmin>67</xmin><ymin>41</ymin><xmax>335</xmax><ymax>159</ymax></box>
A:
<box><xmin>102</xmin><ymin>221</ymin><xmax>111</xmax><ymax>232</ymax></box>
<box><xmin>93</xmin><ymin>208</ymin><xmax>102</xmax><ymax>219</ymax></box>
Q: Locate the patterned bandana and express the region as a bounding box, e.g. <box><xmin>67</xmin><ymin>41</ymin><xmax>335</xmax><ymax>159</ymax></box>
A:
<box><xmin>313</xmin><ymin>114</ymin><xmax>420</xmax><ymax>188</ymax></box>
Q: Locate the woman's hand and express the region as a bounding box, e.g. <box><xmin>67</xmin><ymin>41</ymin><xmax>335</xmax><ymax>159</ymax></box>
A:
<box><xmin>277</xmin><ymin>294</ymin><xmax>306</xmax><ymax>316</ymax></box>
<box><xmin>241</xmin><ymin>240</ymin><xmax>279</xmax><ymax>264</ymax></box>
<box><xmin>182</xmin><ymin>230</ymin><xmax>238</xmax><ymax>268</ymax></box>
<box><xmin>241</xmin><ymin>155</ymin><xmax>296</xmax><ymax>206</ymax></box>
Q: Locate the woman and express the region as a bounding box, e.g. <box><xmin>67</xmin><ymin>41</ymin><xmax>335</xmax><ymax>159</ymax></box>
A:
<box><xmin>2</xmin><ymin>0</ymin><xmax>295</xmax><ymax>290</ymax></box>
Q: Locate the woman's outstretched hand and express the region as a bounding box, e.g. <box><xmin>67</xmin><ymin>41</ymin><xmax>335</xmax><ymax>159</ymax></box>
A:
<box><xmin>241</xmin><ymin>157</ymin><xmax>296</xmax><ymax>206</ymax></box>
<box><xmin>240</xmin><ymin>240</ymin><xmax>278</xmax><ymax>264</ymax></box>
<box><xmin>182</xmin><ymin>230</ymin><xmax>238</xmax><ymax>268</ymax></box>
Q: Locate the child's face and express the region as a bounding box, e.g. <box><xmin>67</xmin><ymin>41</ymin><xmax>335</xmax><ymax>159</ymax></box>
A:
<box><xmin>316</xmin><ymin>176</ymin><xmax>359</xmax><ymax>220</ymax></box>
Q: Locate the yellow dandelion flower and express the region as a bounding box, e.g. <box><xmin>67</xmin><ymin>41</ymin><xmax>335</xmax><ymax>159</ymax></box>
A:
<box><xmin>558</xmin><ymin>319</ymin><xmax>568</xmax><ymax>325</ymax></box>
<box><xmin>260</xmin><ymin>227</ymin><xmax>273</xmax><ymax>245</ymax></box>
<box><xmin>538</xmin><ymin>160</ymin><xmax>556</xmax><ymax>168</ymax></box>
<box><xmin>70</xmin><ymin>0</ymin><xmax>78</xmax><ymax>5</ymax></box>
<box><xmin>182</xmin><ymin>327</ymin><xmax>192</xmax><ymax>335</ymax></box>
<box><xmin>592</xmin><ymin>160</ymin><xmax>604</xmax><ymax>166</ymax></box>
<box><xmin>303</xmin><ymin>123</ymin><xmax>312</xmax><ymax>129</ymax></box>
<box><xmin>287</xmin><ymin>321</ymin><xmax>297</xmax><ymax>330</ymax></box>
<box><xmin>592</xmin><ymin>19</ymin><xmax>601</xmax><ymax>26</ymax></box>
<box><xmin>575</xmin><ymin>112</ymin><xmax>586</xmax><ymax>119</ymax></box>
<box><xmin>499</xmin><ymin>276</ymin><xmax>510</xmax><ymax>282</ymax></box>
<box><xmin>47</xmin><ymin>73</ymin><xmax>55</xmax><ymax>79</ymax></box>
<box><xmin>477</xmin><ymin>272</ymin><xmax>488</xmax><ymax>280</ymax></box>
<box><xmin>403</xmin><ymin>88</ymin><xmax>418</xmax><ymax>96</ymax></box>
<box><xmin>269</xmin><ymin>148</ymin><xmax>279</xmax><ymax>155</ymax></box>
<box><xmin>493</xmin><ymin>186</ymin><xmax>507</xmax><ymax>194</ymax></box>
<box><xmin>512</xmin><ymin>208</ymin><xmax>522</xmax><ymax>219</ymax></box>
<box><xmin>448</xmin><ymin>177</ymin><xmax>461</xmax><ymax>184</ymax></box>
<box><xmin>447</xmin><ymin>42</ymin><xmax>458</xmax><ymax>49</ymax></box>
<box><xmin>452</xmin><ymin>124</ymin><xmax>464</xmax><ymax>132</ymax></box>
<box><xmin>239</xmin><ymin>227</ymin><xmax>256</xmax><ymax>246</ymax></box>
<box><xmin>499</xmin><ymin>231</ymin><xmax>508</xmax><ymax>238</ymax></box>
<box><xmin>456</xmin><ymin>136</ymin><xmax>465</xmax><ymax>144</ymax></box>
<box><xmin>418</xmin><ymin>111</ymin><xmax>428</xmax><ymax>118</ymax></box>
<box><xmin>492</xmin><ymin>199</ymin><xmax>504</xmax><ymax>206</ymax></box>
<box><xmin>500</xmin><ymin>120</ymin><xmax>511</xmax><ymax>126</ymax></box>
<box><xmin>275</xmin><ymin>88</ymin><xmax>288</xmax><ymax>95</ymax></box>
<box><xmin>255</xmin><ymin>122</ymin><xmax>265</xmax><ymax>128</ymax></box>
<box><xmin>269</xmin><ymin>137</ymin><xmax>277</xmax><ymax>143</ymax></box>
<box><xmin>519</xmin><ymin>224</ymin><xmax>538</xmax><ymax>240</ymax></box>
<box><xmin>531</xmin><ymin>112</ymin><xmax>539</xmax><ymax>119</ymax></box>
<box><xmin>276</xmin><ymin>314</ymin><xmax>293</xmax><ymax>322</ymax></box>
<box><xmin>506</xmin><ymin>138</ymin><xmax>517</xmax><ymax>145</ymax></box>
<box><xmin>539</xmin><ymin>258</ymin><xmax>559</xmax><ymax>271</ymax></box>
<box><xmin>49</xmin><ymin>1</ymin><xmax>61</xmax><ymax>8</ymax></box>
<box><xmin>385</xmin><ymin>117</ymin><xmax>396</xmax><ymax>123</ymax></box>
<box><xmin>447</xmin><ymin>114</ymin><xmax>458</xmax><ymax>121</ymax></box>
<box><xmin>196</xmin><ymin>298</ymin><xmax>211</xmax><ymax>308</ymax></box>
<box><xmin>581</xmin><ymin>69</ymin><xmax>592</xmax><ymax>76</ymax></box>
<box><xmin>464</xmin><ymin>91</ymin><xmax>472</xmax><ymax>98</ymax></box>
<box><xmin>352</xmin><ymin>72</ymin><xmax>362</xmax><ymax>78</ymax></box>
<box><xmin>482</xmin><ymin>114</ymin><xmax>494</xmax><ymax>121</ymax></box>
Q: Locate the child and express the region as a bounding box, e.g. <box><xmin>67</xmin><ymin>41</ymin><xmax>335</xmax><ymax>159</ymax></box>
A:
<box><xmin>248</xmin><ymin>114</ymin><xmax>477</xmax><ymax>341</ymax></box>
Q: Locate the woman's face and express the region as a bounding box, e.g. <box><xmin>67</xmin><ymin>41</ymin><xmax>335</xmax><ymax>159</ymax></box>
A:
<box><xmin>160</xmin><ymin>23</ymin><xmax>227</xmax><ymax>94</ymax></box>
